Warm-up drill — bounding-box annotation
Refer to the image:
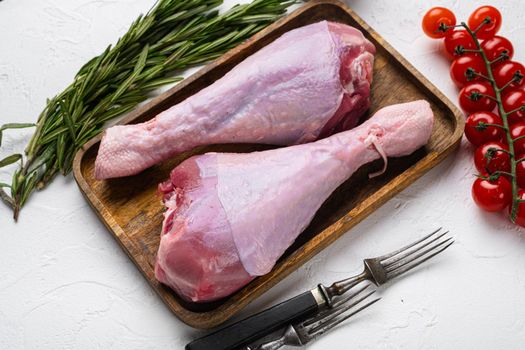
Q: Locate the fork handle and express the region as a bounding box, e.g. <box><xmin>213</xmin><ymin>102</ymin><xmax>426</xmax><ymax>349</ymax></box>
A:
<box><xmin>185</xmin><ymin>289</ymin><xmax>322</xmax><ymax>350</ymax></box>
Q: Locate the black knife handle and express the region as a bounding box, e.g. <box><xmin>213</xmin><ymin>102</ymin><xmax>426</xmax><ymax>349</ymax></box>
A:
<box><xmin>185</xmin><ymin>290</ymin><xmax>320</xmax><ymax>350</ymax></box>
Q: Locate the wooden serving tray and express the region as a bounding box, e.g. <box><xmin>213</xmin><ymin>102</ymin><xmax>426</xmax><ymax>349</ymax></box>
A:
<box><xmin>73</xmin><ymin>0</ymin><xmax>463</xmax><ymax>329</ymax></box>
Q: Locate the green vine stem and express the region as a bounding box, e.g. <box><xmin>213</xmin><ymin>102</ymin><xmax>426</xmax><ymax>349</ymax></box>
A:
<box><xmin>452</xmin><ymin>19</ymin><xmax>523</xmax><ymax>221</ymax></box>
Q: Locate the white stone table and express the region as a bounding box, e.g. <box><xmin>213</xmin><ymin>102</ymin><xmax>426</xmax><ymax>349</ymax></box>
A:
<box><xmin>2</xmin><ymin>0</ymin><xmax>525</xmax><ymax>348</ymax></box>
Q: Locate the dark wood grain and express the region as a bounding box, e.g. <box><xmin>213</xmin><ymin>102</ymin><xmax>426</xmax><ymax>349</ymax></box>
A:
<box><xmin>72</xmin><ymin>0</ymin><xmax>464</xmax><ymax>329</ymax></box>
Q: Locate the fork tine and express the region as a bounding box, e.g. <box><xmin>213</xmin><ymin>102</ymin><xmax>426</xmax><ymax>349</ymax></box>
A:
<box><xmin>331</xmin><ymin>284</ymin><xmax>371</xmax><ymax>309</ymax></box>
<box><xmin>306</xmin><ymin>297</ymin><xmax>381</xmax><ymax>338</ymax></box>
<box><xmin>304</xmin><ymin>289</ymin><xmax>378</xmax><ymax>334</ymax></box>
<box><xmin>302</xmin><ymin>287</ymin><xmax>374</xmax><ymax>327</ymax></box>
<box><xmin>385</xmin><ymin>236</ymin><xmax>453</xmax><ymax>273</ymax></box>
<box><xmin>304</xmin><ymin>290</ymin><xmax>376</xmax><ymax>331</ymax></box>
<box><xmin>374</xmin><ymin>227</ymin><xmax>442</xmax><ymax>261</ymax></box>
<box><xmin>382</xmin><ymin>230</ymin><xmax>450</xmax><ymax>268</ymax></box>
<box><xmin>386</xmin><ymin>239</ymin><xmax>454</xmax><ymax>280</ymax></box>
<box><xmin>332</xmin><ymin>284</ymin><xmax>371</xmax><ymax>312</ymax></box>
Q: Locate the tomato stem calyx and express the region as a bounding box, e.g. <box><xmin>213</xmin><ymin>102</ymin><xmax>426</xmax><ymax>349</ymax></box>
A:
<box><xmin>466</xmin><ymin>68</ymin><xmax>490</xmax><ymax>82</ymax></box>
<box><xmin>473</xmin><ymin>17</ymin><xmax>492</xmax><ymax>35</ymax></box>
<box><xmin>490</xmin><ymin>51</ymin><xmax>511</xmax><ymax>65</ymax></box>
<box><xmin>470</xmin><ymin>92</ymin><xmax>498</xmax><ymax>102</ymax></box>
<box><xmin>438</xmin><ymin>23</ymin><xmax>464</xmax><ymax>34</ymax></box>
<box><xmin>475</xmin><ymin>121</ymin><xmax>506</xmax><ymax>131</ymax></box>
<box><xmin>485</xmin><ymin>147</ymin><xmax>512</xmax><ymax>159</ymax></box>
<box><xmin>513</xmin><ymin>70</ymin><xmax>524</xmax><ymax>83</ymax></box>
<box><xmin>437</xmin><ymin>22</ymin><xmax>450</xmax><ymax>34</ymax></box>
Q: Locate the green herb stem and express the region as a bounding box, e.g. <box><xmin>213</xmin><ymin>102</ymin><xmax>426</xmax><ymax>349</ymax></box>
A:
<box><xmin>0</xmin><ymin>0</ymin><xmax>298</xmax><ymax>220</ymax></box>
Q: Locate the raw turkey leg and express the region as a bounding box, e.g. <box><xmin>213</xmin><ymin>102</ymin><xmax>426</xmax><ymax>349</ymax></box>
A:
<box><xmin>155</xmin><ymin>100</ymin><xmax>434</xmax><ymax>302</ymax></box>
<box><xmin>95</xmin><ymin>21</ymin><xmax>375</xmax><ymax>179</ymax></box>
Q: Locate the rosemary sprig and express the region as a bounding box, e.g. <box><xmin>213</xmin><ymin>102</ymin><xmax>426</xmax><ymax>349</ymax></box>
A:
<box><xmin>0</xmin><ymin>0</ymin><xmax>298</xmax><ymax>220</ymax></box>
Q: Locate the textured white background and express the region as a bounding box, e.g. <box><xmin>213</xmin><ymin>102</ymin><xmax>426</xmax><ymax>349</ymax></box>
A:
<box><xmin>2</xmin><ymin>0</ymin><xmax>525</xmax><ymax>349</ymax></box>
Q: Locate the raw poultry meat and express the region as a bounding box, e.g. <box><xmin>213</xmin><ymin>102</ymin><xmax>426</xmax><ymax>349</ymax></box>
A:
<box><xmin>95</xmin><ymin>21</ymin><xmax>375</xmax><ymax>179</ymax></box>
<box><xmin>155</xmin><ymin>100</ymin><xmax>435</xmax><ymax>302</ymax></box>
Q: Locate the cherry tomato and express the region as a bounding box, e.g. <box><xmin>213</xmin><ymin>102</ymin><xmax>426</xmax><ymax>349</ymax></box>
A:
<box><xmin>511</xmin><ymin>190</ymin><xmax>525</xmax><ymax>227</ymax></box>
<box><xmin>474</xmin><ymin>141</ymin><xmax>510</xmax><ymax>174</ymax></box>
<box><xmin>422</xmin><ymin>7</ymin><xmax>456</xmax><ymax>39</ymax></box>
<box><xmin>502</xmin><ymin>89</ymin><xmax>525</xmax><ymax>124</ymax></box>
<box><xmin>510</xmin><ymin>122</ymin><xmax>525</xmax><ymax>155</ymax></box>
<box><xmin>450</xmin><ymin>55</ymin><xmax>487</xmax><ymax>87</ymax></box>
<box><xmin>464</xmin><ymin>111</ymin><xmax>504</xmax><ymax>146</ymax></box>
<box><xmin>515</xmin><ymin>154</ymin><xmax>525</xmax><ymax>189</ymax></box>
<box><xmin>481</xmin><ymin>36</ymin><xmax>514</xmax><ymax>65</ymax></box>
<box><xmin>493</xmin><ymin>61</ymin><xmax>525</xmax><ymax>89</ymax></box>
<box><xmin>458</xmin><ymin>81</ymin><xmax>496</xmax><ymax>114</ymax></box>
<box><xmin>444</xmin><ymin>30</ymin><xmax>476</xmax><ymax>57</ymax></box>
<box><xmin>472</xmin><ymin>176</ymin><xmax>512</xmax><ymax>212</ymax></box>
<box><xmin>468</xmin><ymin>6</ymin><xmax>502</xmax><ymax>40</ymax></box>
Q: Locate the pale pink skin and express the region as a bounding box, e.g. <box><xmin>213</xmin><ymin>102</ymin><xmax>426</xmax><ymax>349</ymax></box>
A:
<box><xmin>155</xmin><ymin>100</ymin><xmax>435</xmax><ymax>302</ymax></box>
<box><xmin>95</xmin><ymin>21</ymin><xmax>375</xmax><ymax>179</ymax></box>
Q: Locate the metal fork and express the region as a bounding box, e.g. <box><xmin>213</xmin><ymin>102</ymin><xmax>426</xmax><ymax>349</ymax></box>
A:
<box><xmin>185</xmin><ymin>228</ymin><xmax>453</xmax><ymax>350</ymax></box>
<box><xmin>250</xmin><ymin>285</ymin><xmax>380</xmax><ymax>350</ymax></box>
<box><xmin>319</xmin><ymin>227</ymin><xmax>453</xmax><ymax>305</ymax></box>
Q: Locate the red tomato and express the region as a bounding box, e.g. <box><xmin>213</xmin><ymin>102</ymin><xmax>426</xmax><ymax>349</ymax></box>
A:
<box><xmin>474</xmin><ymin>141</ymin><xmax>510</xmax><ymax>174</ymax></box>
<box><xmin>422</xmin><ymin>7</ymin><xmax>456</xmax><ymax>39</ymax></box>
<box><xmin>502</xmin><ymin>89</ymin><xmax>525</xmax><ymax>124</ymax></box>
<box><xmin>510</xmin><ymin>122</ymin><xmax>525</xmax><ymax>155</ymax></box>
<box><xmin>512</xmin><ymin>190</ymin><xmax>525</xmax><ymax>227</ymax></box>
<box><xmin>493</xmin><ymin>61</ymin><xmax>525</xmax><ymax>90</ymax></box>
<box><xmin>481</xmin><ymin>36</ymin><xmax>514</xmax><ymax>65</ymax></box>
<box><xmin>468</xmin><ymin>6</ymin><xmax>502</xmax><ymax>40</ymax></box>
<box><xmin>444</xmin><ymin>30</ymin><xmax>476</xmax><ymax>57</ymax></box>
<box><xmin>450</xmin><ymin>55</ymin><xmax>487</xmax><ymax>87</ymax></box>
<box><xmin>472</xmin><ymin>176</ymin><xmax>512</xmax><ymax>212</ymax></box>
<box><xmin>464</xmin><ymin>111</ymin><xmax>504</xmax><ymax>146</ymax></box>
<box><xmin>515</xmin><ymin>154</ymin><xmax>525</xmax><ymax>189</ymax></box>
<box><xmin>459</xmin><ymin>81</ymin><xmax>496</xmax><ymax>114</ymax></box>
